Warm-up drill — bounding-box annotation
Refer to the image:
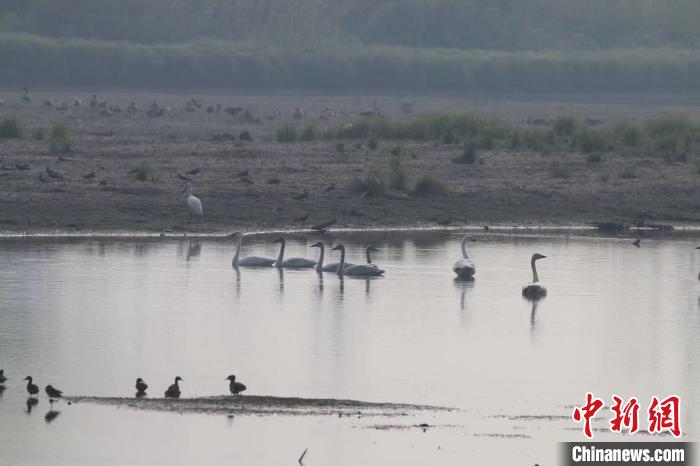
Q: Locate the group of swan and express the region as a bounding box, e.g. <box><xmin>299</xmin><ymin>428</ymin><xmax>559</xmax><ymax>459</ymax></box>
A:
<box><xmin>452</xmin><ymin>234</ymin><xmax>547</xmax><ymax>299</ymax></box>
<box><xmin>232</xmin><ymin>233</ymin><xmax>385</xmax><ymax>277</ymax></box>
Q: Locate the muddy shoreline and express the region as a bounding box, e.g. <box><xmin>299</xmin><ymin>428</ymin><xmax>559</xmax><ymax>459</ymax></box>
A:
<box><xmin>2</xmin><ymin>91</ymin><xmax>699</xmax><ymax>233</ymax></box>
<box><xmin>68</xmin><ymin>395</ymin><xmax>452</xmax><ymax>417</ymax></box>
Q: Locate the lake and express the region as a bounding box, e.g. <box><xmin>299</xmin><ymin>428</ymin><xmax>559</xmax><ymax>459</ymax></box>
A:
<box><xmin>0</xmin><ymin>231</ymin><xmax>698</xmax><ymax>465</ymax></box>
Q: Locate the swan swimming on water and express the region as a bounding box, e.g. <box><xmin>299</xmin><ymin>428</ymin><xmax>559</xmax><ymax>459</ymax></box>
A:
<box><xmin>232</xmin><ymin>232</ymin><xmax>276</xmax><ymax>267</ymax></box>
<box><xmin>332</xmin><ymin>244</ymin><xmax>385</xmax><ymax>277</ymax></box>
<box><xmin>522</xmin><ymin>253</ymin><xmax>547</xmax><ymax>299</ymax></box>
<box><xmin>183</xmin><ymin>183</ymin><xmax>203</xmax><ymax>224</ymax></box>
<box><xmin>310</xmin><ymin>241</ymin><xmax>354</xmax><ymax>272</ymax></box>
<box><xmin>453</xmin><ymin>235</ymin><xmax>476</xmax><ymax>279</ymax></box>
<box><xmin>273</xmin><ymin>237</ymin><xmax>316</xmax><ymax>269</ymax></box>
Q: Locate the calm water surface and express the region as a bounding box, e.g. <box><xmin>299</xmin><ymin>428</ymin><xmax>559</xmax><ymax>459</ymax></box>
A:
<box><xmin>0</xmin><ymin>231</ymin><xmax>698</xmax><ymax>465</ymax></box>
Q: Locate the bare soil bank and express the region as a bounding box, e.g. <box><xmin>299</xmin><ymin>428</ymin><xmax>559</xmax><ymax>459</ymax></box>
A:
<box><xmin>1</xmin><ymin>91</ymin><xmax>699</xmax><ymax>233</ymax></box>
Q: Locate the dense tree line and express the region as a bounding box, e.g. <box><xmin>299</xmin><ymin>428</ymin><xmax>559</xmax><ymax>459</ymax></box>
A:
<box><xmin>1</xmin><ymin>0</ymin><xmax>700</xmax><ymax>50</ymax></box>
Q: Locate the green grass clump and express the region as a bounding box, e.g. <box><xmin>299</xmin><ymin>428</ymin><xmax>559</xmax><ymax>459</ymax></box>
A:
<box><xmin>0</xmin><ymin>118</ymin><xmax>23</xmax><ymax>138</ymax></box>
<box><xmin>619</xmin><ymin>167</ymin><xmax>639</xmax><ymax>179</ymax></box>
<box><xmin>453</xmin><ymin>142</ymin><xmax>477</xmax><ymax>164</ymax></box>
<box><xmin>276</xmin><ymin>124</ymin><xmax>298</xmax><ymax>142</ymax></box>
<box><xmin>335</xmin><ymin>142</ymin><xmax>345</xmax><ymax>154</ymax></box>
<box><xmin>350</xmin><ymin>172</ymin><xmax>386</xmax><ymax>197</ymax></box>
<box><xmin>613</xmin><ymin>121</ymin><xmax>642</xmax><ymax>146</ymax></box>
<box><xmin>32</xmin><ymin>127</ymin><xmax>46</xmax><ymax>140</ymax></box>
<box><xmin>367</xmin><ymin>137</ymin><xmax>379</xmax><ymax>150</ymax></box>
<box><xmin>300</xmin><ymin>124</ymin><xmax>317</xmax><ymax>142</ymax></box>
<box><xmin>413</xmin><ymin>174</ymin><xmax>447</xmax><ymax>196</ymax></box>
<box><xmin>388</xmin><ymin>156</ymin><xmax>408</xmax><ymax>190</ymax></box>
<box><xmin>586</xmin><ymin>152</ymin><xmax>604</xmax><ymax>163</ymax></box>
<box><xmin>130</xmin><ymin>162</ymin><xmax>152</xmax><ymax>182</ymax></box>
<box><xmin>48</xmin><ymin>122</ymin><xmax>74</xmax><ymax>153</ymax></box>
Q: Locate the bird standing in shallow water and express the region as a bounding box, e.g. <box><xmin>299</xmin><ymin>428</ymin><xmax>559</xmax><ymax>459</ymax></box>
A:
<box><xmin>183</xmin><ymin>183</ymin><xmax>203</xmax><ymax>224</ymax></box>
<box><xmin>0</xmin><ymin>369</ymin><xmax>7</xmax><ymax>387</ymax></box>
<box><xmin>135</xmin><ymin>378</ymin><xmax>148</xmax><ymax>395</ymax></box>
<box><xmin>226</xmin><ymin>375</ymin><xmax>246</xmax><ymax>395</ymax></box>
<box><xmin>633</xmin><ymin>239</ymin><xmax>641</xmax><ymax>247</ymax></box>
<box><xmin>45</xmin><ymin>385</ymin><xmax>63</xmax><ymax>399</ymax></box>
<box><xmin>24</xmin><ymin>376</ymin><xmax>39</xmax><ymax>397</ymax></box>
<box><xmin>164</xmin><ymin>376</ymin><xmax>183</xmax><ymax>398</ymax></box>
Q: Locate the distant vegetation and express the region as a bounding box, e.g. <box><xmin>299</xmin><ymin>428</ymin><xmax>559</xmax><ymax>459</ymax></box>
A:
<box><xmin>281</xmin><ymin>113</ymin><xmax>700</xmax><ymax>160</ymax></box>
<box><xmin>2</xmin><ymin>0</ymin><xmax>700</xmax><ymax>50</ymax></box>
<box><xmin>2</xmin><ymin>1</ymin><xmax>700</xmax><ymax>91</ymax></box>
<box><xmin>2</xmin><ymin>33</ymin><xmax>700</xmax><ymax>92</ymax></box>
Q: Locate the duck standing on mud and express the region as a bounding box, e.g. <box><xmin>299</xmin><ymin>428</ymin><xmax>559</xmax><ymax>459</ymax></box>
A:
<box><xmin>164</xmin><ymin>376</ymin><xmax>183</xmax><ymax>398</ymax></box>
<box><xmin>135</xmin><ymin>378</ymin><xmax>148</xmax><ymax>395</ymax></box>
<box><xmin>226</xmin><ymin>375</ymin><xmax>246</xmax><ymax>395</ymax></box>
<box><xmin>24</xmin><ymin>376</ymin><xmax>39</xmax><ymax>397</ymax></box>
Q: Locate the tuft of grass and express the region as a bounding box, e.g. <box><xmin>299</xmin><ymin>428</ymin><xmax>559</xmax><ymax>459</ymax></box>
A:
<box><xmin>48</xmin><ymin>122</ymin><xmax>74</xmax><ymax>153</ymax></box>
<box><xmin>453</xmin><ymin>142</ymin><xmax>477</xmax><ymax>164</ymax></box>
<box><xmin>414</xmin><ymin>174</ymin><xmax>447</xmax><ymax>195</ymax></box>
<box><xmin>0</xmin><ymin>118</ymin><xmax>23</xmax><ymax>138</ymax></box>
<box><xmin>300</xmin><ymin>123</ymin><xmax>317</xmax><ymax>142</ymax></box>
<box><xmin>32</xmin><ymin>127</ymin><xmax>46</xmax><ymax>140</ymax></box>
<box><xmin>549</xmin><ymin>161</ymin><xmax>572</xmax><ymax>179</ymax></box>
<box><xmin>129</xmin><ymin>162</ymin><xmax>152</xmax><ymax>182</ymax></box>
<box><xmin>388</xmin><ymin>156</ymin><xmax>408</xmax><ymax>190</ymax></box>
<box><xmin>367</xmin><ymin>137</ymin><xmax>378</xmax><ymax>150</ymax></box>
<box><xmin>619</xmin><ymin>167</ymin><xmax>639</xmax><ymax>179</ymax></box>
<box><xmin>586</xmin><ymin>152</ymin><xmax>604</xmax><ymax>163</ymax></box>
<box><xmin>613</xmin><ymin>121</ymin><xmax>642</xmax><ymax>146</ymax></box>
<box><xmin>350</xmin><ymin>171</ymin><xmax>386</xmax><ymax>197</ymax></box>
<box><xmin>276</xmin><ymin>124</ymin><xmax>298</xmax><ymax>142</ymax></box>
<box><xmin>390</xmin><ymin>145</ymin><xmax>402</xmax><ymax>156</ymax></box>
<box><xmin>335</xmin><ymin>142</ymin><xmax>345</xmax><ymax>154</ymax></box>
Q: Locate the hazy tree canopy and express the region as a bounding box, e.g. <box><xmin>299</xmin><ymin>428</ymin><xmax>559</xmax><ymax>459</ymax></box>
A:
<box><xmin>1</xmin><ymin>0</ymin><xmax>700</xmax><ymax>50</ymax></box>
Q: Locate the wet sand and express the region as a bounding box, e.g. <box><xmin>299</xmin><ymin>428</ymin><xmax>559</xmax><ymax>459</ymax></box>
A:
<box><xmin>1</xmin><ymin>90</ymin><xmax>699</xmax><ymax>233</ymax></box>
<box><xmin>68</xmin><ymin>395</ymin><xmax>452</xmax><ymax>417</ymax></box>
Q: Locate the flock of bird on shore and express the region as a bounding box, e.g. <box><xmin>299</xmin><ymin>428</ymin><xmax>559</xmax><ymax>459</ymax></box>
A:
<box><xmin>0</xmin><ymin>371</ymin><xmax>245</xmax><ymax>406</ymax></box>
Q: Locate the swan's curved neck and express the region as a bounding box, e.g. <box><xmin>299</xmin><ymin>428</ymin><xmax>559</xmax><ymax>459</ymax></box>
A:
<box><xmin>337</xmin><ymin>247</ymin><xmax>345</xmax><ymax>278</ymax></box>
<box><xmin>461</xmin><ymin>238</ymin><xmax>469</xmax><ymax>259</ymax></box>
<box><xmin>315</xmin><ymin>244</ymin><xmax>324</xmax><ymax>272</ymax></box>
<box><xmin>275</xmin><ymin>240</ymin><xmax>285</xmax><ymax>268</ymax></box>
<box><xmin>366</xmin><ymin>247</ymin><xmax>373</xmax><ymax>264</ymax></box>
<box><xmin>233</xmin><ymin>236</ymin><xmax>242</xmax><ymax>266</ymax></box>
<box><xmin>531</xmin><ymin>258</ymin><xmax>540</xmax><ymax>283</ymax></box>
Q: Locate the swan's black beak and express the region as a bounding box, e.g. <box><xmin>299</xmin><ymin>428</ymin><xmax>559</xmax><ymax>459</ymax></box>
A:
<box><xmin>273</xmin><ymin>238</ymin><xmax>283</xmax><ymax>243</ymax></box>
<box><xmin>332</xmin><ymin>245</ymin><xmax>342</xmax><ymax>251</ymax></box>
<box><xmin>368</xmin><ymin>246</ymin><xmax>379</xmax><ymax>251</ymax></box>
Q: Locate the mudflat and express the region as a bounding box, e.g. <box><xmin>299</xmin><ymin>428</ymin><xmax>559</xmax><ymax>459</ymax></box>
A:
<box><xmin>1</xmin><ymin>90</ymin><xmax>699</xmax><ymax>234</ymax></box>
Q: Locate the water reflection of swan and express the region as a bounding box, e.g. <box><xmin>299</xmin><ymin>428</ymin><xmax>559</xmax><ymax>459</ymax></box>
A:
<box><xmin>453</xmin><ymin>235</ymin><xmax>476</xmax><ymax>279</ymax></box>
<box><xmin>331</xmin><ymin>244</ymin><xmax>384</xmax><ymax>277</ymax></box>
<box><xmin>696</xmin><ymin>246</ymin><xmax>700</xmax><ymax>280</ymax></box>
<box><xmin>0</xmin><ymin>369</ymin><xmax>6</xmax><ymax>387</ymax></box>
<box><xmin>522</xmin><ymin>253</ymin><xmax>547</xmax><ymax>299</ymax></box>
<box><xmin>186</xmin><ymin>239</ymin><xmax>201</xmax><ymax>261</ymax></box>
<box><xmin>232</xmin><ymin>232</ymin><xmax>275</xmax><ymax>267</ymax></box>
<box><xmin>530</xmin><ymin>299</ymin><xmax>540</xmax><ymax>329</ymax></box>
<box><xmin>273</xmin><ymin>237</ymin><xmax>316</xmax><ymax>269</ymax></box>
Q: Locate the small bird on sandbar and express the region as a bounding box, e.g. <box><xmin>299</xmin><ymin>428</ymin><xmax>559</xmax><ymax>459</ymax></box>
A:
<box><xmin>24</xmin><ymin>376</ymin><xmax>39</xmax><ymax>397</ymax></box>
<box><xmin>164</xmin><ymin>376</ymin><xmax>183</xmax><ymax>398</ymax></box>
<box><xmin>45</xmin><ymin>385</ymin><xmax>63</xmax><ymax>399</ymax></box>
<box><xmin>135</xmin><ymin>378</ymin><xmax>148</xmax><ymax>394</ymax></box>
<box><xmin>226</xmin><ymin>375</ymin><xmax>246</xmax><ymax>395</ymax></box>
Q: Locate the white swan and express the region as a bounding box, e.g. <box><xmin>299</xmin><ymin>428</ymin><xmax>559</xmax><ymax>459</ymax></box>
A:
<box><xmin>183</xmin><ymin>183</ymin><xmax>203</xmax><ymax>224</ymax></box>
<box><xmin>273</xmin><ymin>237</ymin><xmax>316</xmax><ymax>269</ymax></box>
<box><xmin>453</xmin><ymin>235</ymin><xmax>476</xmax><ymax>278</ymax></box>
<box><xmin>232</xmin><ymin>232</ymin><xmax>275</xmax><ymax>267</ymax></box>
<box><xmin>311</xmin><ymin>241</ymin><xmax>354</xmax><ymax>272</ymax></box>
<box><xmin>332</xmin><ymin>244</ymin><xmax>385</xmax><ymax>277</ymax></box>
<box><xmin>522</xmin><ymin>253</ymin><xmax>547</xmax><ymax>299</ymax></box>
